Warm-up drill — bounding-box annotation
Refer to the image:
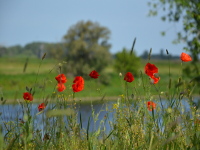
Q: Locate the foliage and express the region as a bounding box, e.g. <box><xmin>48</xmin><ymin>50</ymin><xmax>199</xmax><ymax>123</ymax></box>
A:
<box><xmin>114</xmin><ymin>48</ymin><xmax>140</xmax><ymax>76</ymax></box>
<box><xmin>148</xmin><ymin>0</ymin><xmax>200</xmax><ymax>73</ymax></box>
<box><xmin>45</xmin><ymin>43</ymin><xmax>64</xmax><ymax>59</ymax></box>
<box><xmin>63</xmin><ymin>20</ymin><xmax>112</xmax><ymax>77</ymax></box>
<box><xmin>0</xmin><ymin>42</ymin><xmax>64</xmax><ymax>59</ymax></box>
<box><xmin>0</xmin><ymin>45</ymin><xmax>24</xmax><ymax>57</ymax></box>
<box><xmin>24</xmin><ymin>42</ymin><xmax>45</xmax><ymax>58</ymax></box>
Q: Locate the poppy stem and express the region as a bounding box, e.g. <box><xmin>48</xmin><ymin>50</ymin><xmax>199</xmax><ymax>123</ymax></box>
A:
<box><xmin>153</xmin><ymin>84</ymin><xmax>164</xmax><ymax>110</ymax></box>
<box><xmin>125</xmin><ymin>82</ymin><xmax>129</xmax><ymax>102</ymax></box>
<box><xmin>166</xmin><ymin>49</ymin><xmax>171</xmax><ymax>78</ymax></box>
<box><xmin>42</xmin><ymin>110</ymin><xmax>45</xmax><ymax>141</ymax></box>
<box><xmin>167</xmin><ymin>50</ymin><xmax>171</xmax><ymax>92</ymax></box>
<box><xmin>152</xmin><ymin>109</ymin><xmax>160</xmax><ymax>133</ymax></box>
<box><xmin>180</xmin><ymin>61</ymin><xmax>183</xmax><ymax>79</ymax></box>
<box><xmin>152</xmin><ymin>108</ymin><xmax>155</xmax><ymax>124</ymax></box>
<box><xmin>72</xmin><ymin>92</ymin><xmax>75</xmax><ymax>100</ymax></box>
<box><xmin>140</xmin><ymin>70</ymin><xmax>146</xmax><ymax>91</ymax></box>
<box><xmin>33</xmin><ymin>58</ymin><xmax>44</xmax><ymax>95</ymax></box>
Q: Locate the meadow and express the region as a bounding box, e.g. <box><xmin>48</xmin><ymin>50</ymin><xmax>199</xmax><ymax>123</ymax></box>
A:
<box><xmin>0</xmin><ymin>56</ymin><xmax>186</xmax><ymax>102</ymax></box>
<box><xmin>0</xmin><ymin>54</ymin><xmax>200</xmax><ymax>149</ymax></box>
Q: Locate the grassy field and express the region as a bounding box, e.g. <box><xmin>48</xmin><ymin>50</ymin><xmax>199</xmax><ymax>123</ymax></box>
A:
<box><xmin>0</xmin><ymin>56</ymin><xmax>198</xmax><ymax>102</ymax></box>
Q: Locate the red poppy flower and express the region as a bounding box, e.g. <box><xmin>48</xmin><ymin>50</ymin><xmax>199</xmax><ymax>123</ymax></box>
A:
<box><xmin>150</xmin><ymin>74</ymin><xmax>160</xmax><ymax>84</ymax></box>
<box><xmin>146</xmin><ymin>101</ymin><xmax>156</xmax><ymax>111</ymax></box>
<box><xmin>145</xmin><ymin>63</ymin><xmax>160</xmax><ymax>84</ymax></box>
<box><xmin>72</xmin><ymin>76</ymin><xmax>84</xmax><ymax>92</ymax></box>
<box><xmin>124</xmin><ymin>72</ymin><xmax>134</xmax><ymax>82</ymax></box>
<box><xmin>55</xmin><ymin>74</ymin><xmax>67</xmax><ymax>84</ymax></box>
<box><xmin>145</xmin><ymin>63</ymin><xmax>158</xmax><ymax>77</ymax></box>
<box><xmin>23</xmin><ymin>92</ymin><xmax>33</xmax><ymax>102</ymax></box>
<box><xmin>57</xmin><ymin>83</ymin><xmax>66</xmax><ymax>92</ymax></box>
<box><xmin>38</xmin><ymin>103</ymin><xmax>46</xmax><ymax>111</ymax></box>
<box><xmin>89</xmin><ymin>70</ymin><xmax>100</xmax><ymax>79</ymax></box>
<box><xmin>180</xmin><ymin>52</ymin><xmax>192</xmax><ymax>62</ymax></box>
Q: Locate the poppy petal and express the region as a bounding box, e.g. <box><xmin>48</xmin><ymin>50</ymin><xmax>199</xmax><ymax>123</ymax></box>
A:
<box><xmin>180</xmin><ymin>52</ymin><xmax>192</xmax><ymax>62</ymax></box>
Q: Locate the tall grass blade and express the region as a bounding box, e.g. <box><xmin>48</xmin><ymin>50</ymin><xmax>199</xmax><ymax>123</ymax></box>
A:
<box><xmin>23</xmin><ymin>58</ymin><xmax>29</xmax><ymax>73</ymax></box>
<box><xmin>101</xmin><ymin>93</ymin><xmax>106</xmax><ymax>101</ymax></box>
<box><xmin>26</xmin><ymin>86</ymin><xmax>30</xmax><ymax>92</ymax></box>
<box><xmin>190</xmin><ymin>75</ymin><xmax>200</xmax><ymax>83</ymax></box>
<box><xmin>168</xmin><ymin>78</ymin><xmax>171</xmax><ymax>89</ymax></box>
<box><xmin>42</xmin><ymin>53</ymin><xmax>46</xmax><ymax>60</ymax></box>
<box><xmin>80</xmin><ymin>113</ymin><xmax>83</xmax><ymax>129</ymax></box>
<box><xmin>130</xmin><ymin>38</ymin><xmax>136</xmax><ymax>55</ymax></box>
<box><xmin>104</xmin><ymin>129</ymin><xmax>114</xmax><ymax>142</ymax></box>
<box><xmin>148</xmin><ymin>48</ymin><xmax>152</xmax><ymax>61</ymax></box>
<box><xmin>166</xmin><ymin>49</ymin><xmax>169</xmax><ymax>55</ymax></box>
<box><xmin>87</xmin><ymin>116</ymin><xmax>91</xmax><ymax>141</ymax></box>
<box><xmin>125</xmin><ymin>117</ymin><xmax>131</xmax><ymax>127</ymax></box>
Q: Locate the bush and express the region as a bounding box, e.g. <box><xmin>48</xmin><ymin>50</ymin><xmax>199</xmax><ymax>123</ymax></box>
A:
<box><xmin>114</xmin><ymin>48</ymin><xmax>140</xmax><ymax>76</ymax></box>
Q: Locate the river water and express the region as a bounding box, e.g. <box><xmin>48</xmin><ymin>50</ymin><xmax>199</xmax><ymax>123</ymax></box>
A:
<box><xmin>0</xmin><ymin>98</ymin><xmax>199</xmax><ymax>135</ymax></box>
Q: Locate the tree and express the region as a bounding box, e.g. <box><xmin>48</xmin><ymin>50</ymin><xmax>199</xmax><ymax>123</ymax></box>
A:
<box><xmin>24</xmin><ymin>42</ymin><xmax>47</xmax><ymax>58</ymax></box>
<box><xmin>63</xmin><ymin>21</ymin><xmax>111</xmax><ymax>77</ymax></box>
<box><xmin>148</xmin><ymin>0</ymin><xmax>200</xmax><ymax>59</ymax></box>
<box><xmin>0</xmin><ymin>46</ymin><xmax>7</xmax><ymax>57</ymax></box>
<box><xmin>114</xmin><ymin>48</ymin><xmax>140</xmax><ymax>76</ymax></box>
<box><xmin>45</xmin><ymin>43</ymin><xmax>64</xmax><ymax>59</ymax></box>
<box><xmin>140</xmin><ymin>50</ymin><xmax>149</xmax><ymax>59</ymax></box>
<box><xmin>148</xmin><ymin>0</ymin><xmax>200</xmax><ymax>82</ymax></box>
<box><xmin>7</xmin><ymin>45</ymin><xmax>24</xmax><ymax>56</ymax></box>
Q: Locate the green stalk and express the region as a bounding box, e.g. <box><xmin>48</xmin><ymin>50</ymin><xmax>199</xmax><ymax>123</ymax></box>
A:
<box><xmin>33</xmin><ymin>58</ymin><xmax>45</xmax><ymax>95</ymax></box>
<box><xmin>86</xmin><ymin>116</ymin><xmax>91</xmax><ymax>141</ymax></box>
<box><xmin>153</xmin><ymin>84</ymin><xmax>164</xmax><ymax>110</ymax></box>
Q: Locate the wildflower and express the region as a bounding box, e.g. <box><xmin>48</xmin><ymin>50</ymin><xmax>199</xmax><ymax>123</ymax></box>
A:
<box><xmin>124</xmin><ymin>72</ymin><xmax>134</xmax><ymax>82</ymax></box>
<box><xmin>145</xmin><ymin>63</ymin><xmax>160</xmax><ymax>84</ymax></box>
<box><xmin>23</xmin><ymin>92</ymin><xmax>33</xmax><ymax>102</ymax></box>
<box><xmin>38</xmin><ymin>103</ymin><xmax>46</xmax><ymax>111</ymax></box>
<box><xmin>145</xmin><ymin>63</ymin><xmax>158</xmax><ymax>77</ymax></box>
<box><xmin>119</xmin><ymin>94</ymin><xmax>124</xmax><ymax>98</ymax></box>
<box><xmin>55</xmin><ymin>74</ymin><xmax>67</xmax><ymax>84</ymax></box>
<box><xmin>112</xmin><ymin>103</ymin><xmax>119</xmax><ymax>109</ymax></box>
<box><xmin>150</xmin><ymin>75</ymin><xmax>160</xmax><ymax>84</ymax></box>
<box><xmin>146</xmin><ymin>101</ymin><xmax>156</xmax><ymax>111</ymax></box>
<box><xmin>180</xmin><ymin>52</ymin><xmax>192</xmax><ymax>62</ymax></box>
<box><xmin>119</xmin><ymin>72</ymin><xmax>122</xmax><ymax>77</ymax></box>
<box><xmin>89</xmin><ymin>70</ymin><xmax>100</xmax><ymax>79</ymax></box>
<box><xmin>57</xmin><ymin>83</ymin><xmax>66</xmax><ymax>92</ymax></box>
<box><xmin>167</xmin><ymin>107</ymin><xmax>173</xmax><ymax>113</ymax></box>
<box><xmin>72</xmin><ymin>76</ymin><xmax>84</xmax><ymax>92</ymax></box>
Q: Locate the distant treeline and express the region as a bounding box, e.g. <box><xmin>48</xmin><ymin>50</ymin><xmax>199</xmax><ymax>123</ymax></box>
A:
<box><xmin>0</xmin><ymin>42</ymin><xmax>64</xmax><ymax>59</ymax></box>
<box><xmin>140</xmin><ymin>49</ymin><xmax>179</xmax><ymax>60</ymax></box>
<box><xmin>0</xmin><ymin>42</ymin><xmax>179</xmax><ymax>60</ymax></box>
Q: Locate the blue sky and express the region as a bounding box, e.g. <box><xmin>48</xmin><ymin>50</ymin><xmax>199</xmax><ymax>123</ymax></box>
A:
<box><xmin>0</xmin><ymin>0</ymin><xmax>185</xmax><ymax>56</ymax></box>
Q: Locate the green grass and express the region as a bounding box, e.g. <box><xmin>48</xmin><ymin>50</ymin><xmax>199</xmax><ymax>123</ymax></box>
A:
<box><xmin>0</xmin><ymin>57</ymin><xmax>198</xmax><ymax>102</ymax></box>
<box><xmin>0</xmin><ymin>57</ymin><xmax>57</xmax><ymax>75</ymax></box>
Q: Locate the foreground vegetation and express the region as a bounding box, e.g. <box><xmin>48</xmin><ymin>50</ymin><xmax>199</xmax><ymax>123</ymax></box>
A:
<box><xmin>0</xmin><ymin>52</ymin><xmax>200</xmax><ymax>149</ymax></box>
